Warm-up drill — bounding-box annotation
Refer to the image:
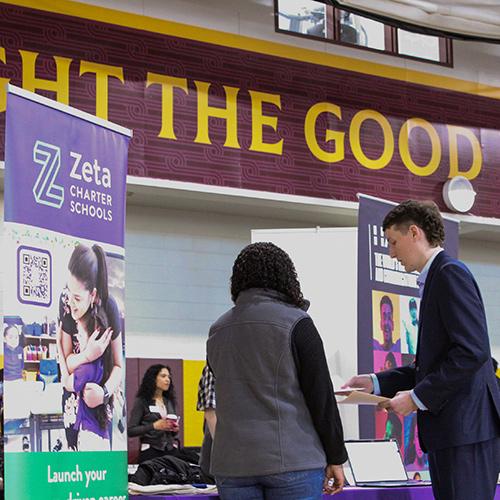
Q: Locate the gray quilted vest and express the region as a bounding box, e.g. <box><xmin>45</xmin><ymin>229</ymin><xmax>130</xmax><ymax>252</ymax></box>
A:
<box><xmin>207</xmin><ymin>288</ymin><xmax>326</xmax><ymax>477</ymax></box>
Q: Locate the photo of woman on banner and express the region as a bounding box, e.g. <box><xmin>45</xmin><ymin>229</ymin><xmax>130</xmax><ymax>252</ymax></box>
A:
<box><xmin>376</xmin><ymin>408</ymin><xmax>403</xmax><ymax>454</ymax></box>
<box><xmin>404</xmin><ymin>414</ymin><xmax>428</xmax><ymax>470</ymax></box>
<box><xmin>58</xmin><ymin>243</ymin><xmax>123</xmax><ymax>450</ymax></box>
<box><xmin>384</xmin><ymin>412</ymin><xmax>402</xmax><ymax>452</ymax></box>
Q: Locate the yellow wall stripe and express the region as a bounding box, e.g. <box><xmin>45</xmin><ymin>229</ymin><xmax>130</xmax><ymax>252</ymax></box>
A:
<box><xmin>182</xmin><ymin>359</ymin><xmax>206</xmax><ymax>447</ymax></box>
<box><xmin>2</xmin><ymin>0</ymin><xmax>500</xmax><ymax>99</ymax></box>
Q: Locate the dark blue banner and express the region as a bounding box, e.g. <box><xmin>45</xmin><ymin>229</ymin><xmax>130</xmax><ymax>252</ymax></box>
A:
<box><xmin>357</xmin><ymin>194</ymin><xmax>459</xmax><ymax>472</ymax></box>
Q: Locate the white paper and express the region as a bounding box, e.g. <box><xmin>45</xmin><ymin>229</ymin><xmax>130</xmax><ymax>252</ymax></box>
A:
<box><xmin>334</xmin><ymin>387</ymin><xmax>364</xmax><ymax>395</ymax></box>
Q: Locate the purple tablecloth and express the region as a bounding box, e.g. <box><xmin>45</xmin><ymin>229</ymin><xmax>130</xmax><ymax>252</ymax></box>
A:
<box><xmin>134</xmin><ymin>484</ymin><xmax>500</xmax><ymax>499</ymax></box>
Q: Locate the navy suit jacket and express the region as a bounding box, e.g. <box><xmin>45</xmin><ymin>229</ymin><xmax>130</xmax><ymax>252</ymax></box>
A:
<box><xmin>377</xmin><ymin>251</ymin><xmax>500</xmax><ymax>452</ymax></box>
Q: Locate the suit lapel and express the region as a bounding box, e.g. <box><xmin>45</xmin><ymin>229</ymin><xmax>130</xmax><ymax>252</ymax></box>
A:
<box><xmin>416</xmin><ymin>252</ymin><xmax>447</xmax><ymax>364</ymax></box>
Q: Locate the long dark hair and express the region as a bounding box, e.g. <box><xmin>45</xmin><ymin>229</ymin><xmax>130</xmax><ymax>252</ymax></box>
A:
<box><xmin>386</xmin><ymin>412</ymin><xmax>402</xmax><ymax>450</ymax></box>
<box><xmin>68</xmin><ymin>244</ymin><xmax>109</xmax><ymax>305</ymax></box>
<box><xmin>79</xmin><ymin>306</ymin><xmax>113</xmax><ymax>430</ymax></box>
<box><xmin>230</xmin><ymin>242</ymin><xmax>305</xmax><ymax>308</ymax></box>
<box><xmin>68</xmin><ymin>245</ymin><xmax>112</xmax><ymax>430</ymax></box>
<box><xmin>136</xmin><ymin>364</ymin><xmax>177</xmax><ymax>407</ymax></box>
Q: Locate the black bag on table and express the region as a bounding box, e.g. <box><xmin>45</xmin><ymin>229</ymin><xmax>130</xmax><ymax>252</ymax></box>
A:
<box><xmin>130</xmin><ymin>454</ymin><xmax>206</xmax><ymax>486</ymax></box>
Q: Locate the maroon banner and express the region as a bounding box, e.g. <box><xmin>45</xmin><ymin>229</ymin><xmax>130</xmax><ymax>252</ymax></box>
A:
<box><xmin>0</xmin><ymin>2</ymin><xmax>499</xmax><ymax>217</ymax></box>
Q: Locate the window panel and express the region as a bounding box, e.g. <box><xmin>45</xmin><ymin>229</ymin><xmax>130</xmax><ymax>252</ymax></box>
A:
<box><xmin>274</xmin><ymin>2</ymin><xmax>452</xmax><ymax>66</ymax></box>
<box><xmin>398</xmin><ymin>29</ymin><xmax>441</xmax><ymax>62</ymax></box>
<box><xmin>277</xmin><ymin>0</ymin><xmax>327</xmax><ymax>38</ymax></box>
<box><xmin>339</xmin><ymin>11</ymin><xmax>386</xmax><ymax>50</ymax></box>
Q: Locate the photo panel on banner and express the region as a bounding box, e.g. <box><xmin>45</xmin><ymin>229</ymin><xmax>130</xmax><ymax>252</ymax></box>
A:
<box><xmin>399</xmin><ymin>295</ymin><xmax>420</xmax><ymax>355</ymax></box>
<box><xmin>3</xmin><ymin>86</ymin><xmax>131</xmax><ymax>500</ymax></box>
<box><xmin>357</xmin><ymin>194</ymin><xmax>459</xmax><ymax>474</ymax></box>
<box><xmin>371</xmin><ymin>290</ymin><xmax>400</xmax><ymax>353</ymax></box>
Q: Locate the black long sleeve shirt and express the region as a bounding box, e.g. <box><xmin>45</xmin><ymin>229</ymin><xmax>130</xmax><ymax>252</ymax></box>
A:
<box><xmin>206</xmin><ymin>315</ymin><xmax>348</xmax><ymax>465</ymax></box>
<box><xmin>291</xmin><ymin>317</ymin><xmax>348</xmax><ymax>465</ymax></box>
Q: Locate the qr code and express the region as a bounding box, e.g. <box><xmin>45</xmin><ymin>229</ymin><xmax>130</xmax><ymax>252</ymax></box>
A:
<box><xmin>18</xmin><ymin>246</ymin><xmax>52</xmax><ymax>306</ymax></box>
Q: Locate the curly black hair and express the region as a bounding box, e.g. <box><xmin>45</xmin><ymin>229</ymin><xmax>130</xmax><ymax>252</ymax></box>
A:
<box><xmin>230</xmin><ymin>242</ymin><xmax>305</xmax><ymax>308</ymax></box>
<box><xmin>136</xmin><ymin>364</ymin><xmax>176</xmax><ymax>406</ymax></box>
<box><xmin>382</xmin><ymin>200</ymin><xmax>445</xmax><ymax>247</ymax></box>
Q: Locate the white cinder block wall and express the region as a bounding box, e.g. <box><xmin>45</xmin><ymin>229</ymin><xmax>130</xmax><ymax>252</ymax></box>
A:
<box><xmin>124</xmin><ymin>203</ymin><xmax>312</xmax><ymax>360</ymax></box>
<box><xmin>2</xmin><ymin>192</ymin><xmax>500</xmax><ymax>362</ymax></box>
<box><xmin>460</xmin><ymin>239</ymin><xmax>500</xmax><ymax>360</ymax></box>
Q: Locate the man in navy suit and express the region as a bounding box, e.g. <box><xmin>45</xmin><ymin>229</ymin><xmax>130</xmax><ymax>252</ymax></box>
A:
<box><xmin>345</xmin><ymin>200</ymin><xmax>500</xmax><ymax>500</ymax></box>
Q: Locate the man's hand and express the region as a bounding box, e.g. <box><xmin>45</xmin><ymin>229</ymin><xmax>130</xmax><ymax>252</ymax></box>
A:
<box><xmin>83</xmin><ymin>383</ymin><xmax>104</xmax><ymax>408</ymax></box>
<box><xmin>323</xmin><ymin>464</ymin><xmax>344</xmax><ymax>495</ymax></box>
<box><xmin>386</xmin><ymin>390</ymin><xmax>417</xmax><ymax>416</ymax></box>
<box><xmin>83</xmin><ymin>327</ymin><xmax>113</xmax><ymax>362</ymax></box>
<box><xmin>341</xmin><ymin>374</ymin><xmax>374</xmax><ymax>394</ymax></box>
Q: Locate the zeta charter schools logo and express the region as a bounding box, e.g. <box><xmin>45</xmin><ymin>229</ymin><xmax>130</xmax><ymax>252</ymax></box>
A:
<box><xmin>32</xmin><ymin>140</ymin><xmax>64</xmax><ymax>208</ymax></box>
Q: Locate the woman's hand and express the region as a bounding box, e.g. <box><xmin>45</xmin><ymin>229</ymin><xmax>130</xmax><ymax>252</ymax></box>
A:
<box><xmin>153</xmin><ymin>419</ymin><xmax>179</xmax><ymax>432</ymax></box>
<box><xmin>323</xmin><ymin>464</ymin><xmax>345</xmax><ymax>495</ymax></box>
<box><xmin>82</xmin><ymin>382</ymin><xmax>104</xmax><ymax>408</ymax></box>
<box><xmin>83</xmin><ymin>327</ymin><xmax>113</xmax><ymax>362</ymax></box>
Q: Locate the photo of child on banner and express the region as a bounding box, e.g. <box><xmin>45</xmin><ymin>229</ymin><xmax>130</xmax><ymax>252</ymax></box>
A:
<box><xmin>4</xmin><ymin>325</ymin><xmax>24</xmax><ymax>382</ymax></box>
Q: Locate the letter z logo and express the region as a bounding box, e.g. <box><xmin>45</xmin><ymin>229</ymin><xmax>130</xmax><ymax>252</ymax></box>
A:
<box><xmin>32</xmin><ymin>140</ymin><xmax>64</xmax><ymax>209</ymax></box>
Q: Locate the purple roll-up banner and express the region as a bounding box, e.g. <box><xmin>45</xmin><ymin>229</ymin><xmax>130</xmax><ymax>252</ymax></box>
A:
<box><xmin>356</xmin><ymin>194</ymin><xmax>458</xmax><ymax>473</ymax></box>
<box><xmin>3</xmin><ymin>85</ymin><xmax>132</xmax><ymax>499</ymax></box>
<box><xmin>5</xmin><ymin>86</ymin><xmax>131</xmax><ymax>247</ymax></box>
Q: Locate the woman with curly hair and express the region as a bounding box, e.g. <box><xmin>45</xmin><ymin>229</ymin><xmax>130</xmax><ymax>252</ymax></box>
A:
<box><xmin>207</xmin><ymin>242</ymin><xmax>347</xmax><ymax>499</ymax></box>
<box><xmin>128</xmin><ymin>364</ymin><xmax>179</xmax><ymax>463</ymax></box>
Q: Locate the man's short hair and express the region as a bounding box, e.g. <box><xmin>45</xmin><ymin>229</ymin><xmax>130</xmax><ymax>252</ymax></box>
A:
<box><xmin>380</xmin><ymin>295</ymin><xmax>393</xmax><ymax>313</ymax></box>
<box><xmin>382</xmin><ymin>200</ymin><xmax>445</xmax><ymax>247</ymax></box>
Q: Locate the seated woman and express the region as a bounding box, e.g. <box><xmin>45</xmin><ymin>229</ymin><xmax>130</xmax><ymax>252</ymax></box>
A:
<box><xmin>128</xmin><ymin>364</ymin><xmax>179</xmax><ymax>463</ymax></box>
